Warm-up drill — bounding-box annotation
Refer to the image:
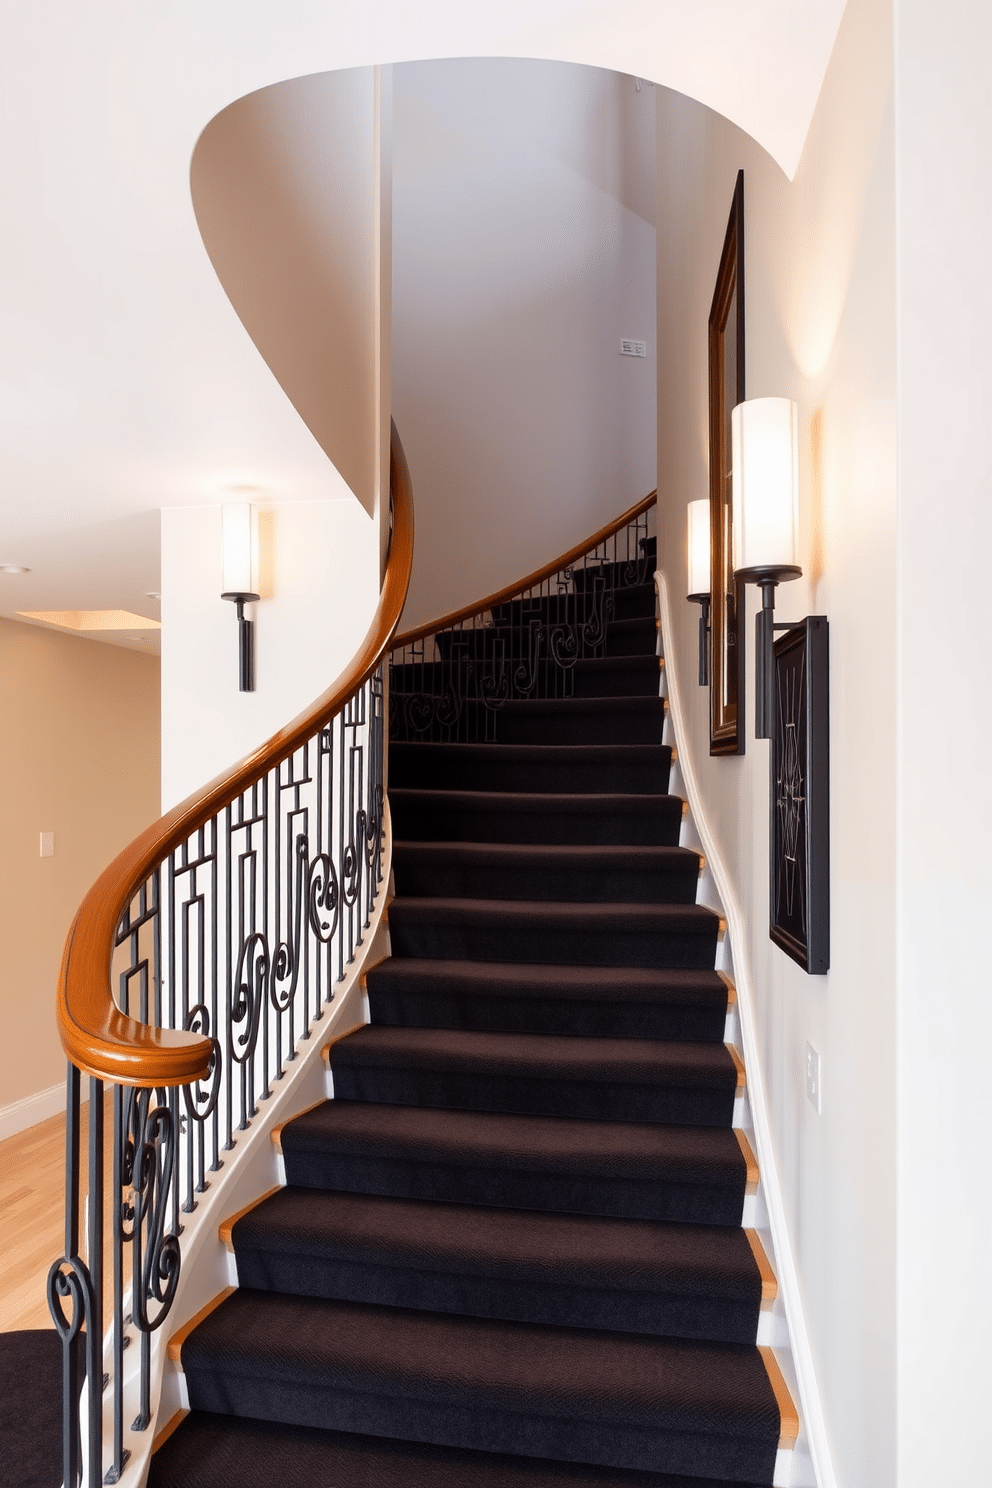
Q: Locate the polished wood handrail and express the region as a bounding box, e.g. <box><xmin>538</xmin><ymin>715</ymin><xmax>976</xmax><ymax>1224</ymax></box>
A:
<box><xmin>56</xmin><ymin>429</ymin><xmax>415</xmax><ymax>1088</ymax></box>
<box><xmin>392</xmin><ymin>490</ymin><xmax>656</xmax><ymax>650</ymax></box>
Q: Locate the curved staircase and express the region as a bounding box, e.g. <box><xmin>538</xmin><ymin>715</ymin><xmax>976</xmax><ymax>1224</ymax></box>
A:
<box><xmin>147</xmin><ymin>542</ymin><xmax>796</xmax><ymax>1488</ymax></box>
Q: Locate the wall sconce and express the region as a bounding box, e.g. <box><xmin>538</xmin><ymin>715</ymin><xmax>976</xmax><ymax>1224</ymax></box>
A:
<box><xmin>732</xmin><ymin>397</ymin><xmax>801</xmax><ymax>738</ymax></box>
<box><xmin>221</xmin><ymin>502</ymin><xmax>259</xmax><ymax>692</ymax></box>
<box><xmin>686</xmin><ymin>499</ymin><xmax>711</xmax><ymax>686</ymax></box>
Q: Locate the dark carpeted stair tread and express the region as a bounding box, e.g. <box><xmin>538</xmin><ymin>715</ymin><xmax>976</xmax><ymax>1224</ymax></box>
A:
<box><xmin>572</xmin><ymin>655</ymin><xmax>661</xmax><ymax>697</ymax></box>
<box><xmin>391</xmin><ymin>841</ymin><xmax>700</xmax><ymax>905</ymax></box>
<box><xmin>388</xmin><ymin>742</ymin><xmax>673</xmax><ymax>795</ymax></box>
<box><xmin>280</xmin><ymin>1100</ymin><xmax>747</xmax><ymax>1225</ymax></box>
<box><xmin>388</xmin><ymin>898</ymin><xmax>720</xmax><ymax>969</ymax></box>
<box><xmin>155</xmin><ymin>541</ymin><xmax>789</xmax><ymax>1488</ymax></box>
<box><xmin>330</xmin><ymin>1025</ymin><xmax>738</xmax><ymax>1126</ymax></box>
<box><xmin>178</xmin><ymin>1290</ymin><xmax>780</xmax><ymax>1482</ymax></box>
<box><xmin>565</xmin><ymin>574</ymin><xmax>660</xmax><ymax>610</ymax></box>
<box><xmin>389</xmin><ymin>788</ymin><xmax>684</xmax><ymax>845</ymax></box>
<box><xmin>231</xmin><ymin>1188</ymin><xmax>764</xmax><ymax>1342</ymax></box>
<box><xmin>497</xmin><ymin>696</ymin><xmax>666</xmax><ymax>746</ymax></box>
<box><xmin>334</xmin><ymin>1026</ymin><xmax>736</xmax><ymax>1087</ymax></box>
<box><xmin>149</xmin><ymin>1412</ymin><xmax>773</xmax><ymax>1488</ymax></box>
<box><xmin>365</xmin><ymin>960</ymin><xmax>729</xmax><ymax>1042</ymax></box>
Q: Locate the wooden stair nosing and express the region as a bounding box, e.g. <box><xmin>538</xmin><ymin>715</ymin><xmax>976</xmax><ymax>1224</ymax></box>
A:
<box><xmin>759</xmin><ymin>1345</ymin><xmax>801</xmax><ymax>1448</ymax></box>
<box><xmin>152</xmin><ymin>1407</ymin><xmax>189</xmax><ymax>1454</ymax></box>
<box><xmin>734</xmin><ymin>1127</ymin><xmax>760</xmax><ymax>1195</ymax></box>
<box><xmin>167</xmin><ymin>1288</ymin><xmax>235</xmax><ymax>1363</ymax></box>
<box><xmin>219</xmin><ymin>1186</ymin><xmax>282</xmax><ymax>1251</ymax></box>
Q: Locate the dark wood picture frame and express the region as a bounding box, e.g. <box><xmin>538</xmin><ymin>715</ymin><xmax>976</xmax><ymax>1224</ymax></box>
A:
<box><xmin>770</xmin><ymin>617</ymin><xmax>830</xmax><ymax>974</ymax></box>
<box><xmin>708</xmin><ymin>171</ymin><xmax>746</xmax><ymax>756</ymax></box>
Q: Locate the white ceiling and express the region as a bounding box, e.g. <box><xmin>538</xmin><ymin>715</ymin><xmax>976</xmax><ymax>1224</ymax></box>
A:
<box><xmin>0</xmin><ymin>1</ymin><xmax>847</xmax><ymax>653</ymax></box>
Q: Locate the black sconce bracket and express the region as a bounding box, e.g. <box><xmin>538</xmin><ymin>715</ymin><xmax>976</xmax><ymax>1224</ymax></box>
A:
<box><xmin>221</xmin><ymin>591</ymin><xmax>259</xmax><ymax>692</ymax></box>
<box><xmin>687</xmin><ymin>592</ymin><xmax>711</xmax><ymax>687</ymax></box>
<box><xmin>736</xmin><ymin>564</ymin><xmax>801</xmax><ymax>738</ymax></box>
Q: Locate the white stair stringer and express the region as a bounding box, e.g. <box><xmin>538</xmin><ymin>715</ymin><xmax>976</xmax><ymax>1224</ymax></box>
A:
<box><xmin>655</xmin><ymin>571</ymin><xmax>834</xmax><ymax>1488</ymax></box>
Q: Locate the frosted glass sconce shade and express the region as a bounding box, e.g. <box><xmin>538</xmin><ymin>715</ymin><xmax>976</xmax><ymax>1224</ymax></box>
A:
<box><xmin>221</xmin><ymin>502</ymin><xmax>260</xmax><ymax>601</ymax></box>
<box><xmin>686</xmin><ymin>499</ymin><xmax>711</xmax><ymax>600</ymax></box>
<box><xmin>730</xmin><ymin>397</ymin><xmax>802</xmax><ymax>738</ymax></box>
<box><xmin>686</xmin><ymin>499</ymin><xmax>712</xmax><ymax>688</ymax></box>
<box><xmin>731</xmin><ymin>397</ymin><xmax>799</xmax><ymax>576</ymax></box>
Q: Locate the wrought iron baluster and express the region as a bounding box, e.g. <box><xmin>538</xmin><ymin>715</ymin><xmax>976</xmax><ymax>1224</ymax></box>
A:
<box><xmin>204</xmin><ymin>828</ymin><xmax>216</xmax><ymax>1183</ymax></box>
<box><xmin>107</xmin><ymin>1082</ymin><xmax>128</xmax><ymax>1484</ymax></box>
<box><xmin>87</xmin><ymin>1076</ymin><xmax>103</xmax><ymax>1486</ymax></box>
<box><xmin>47</xmin><ymin>1064</ymin><xmax>86</xmax><ymax>1488</ymax></box>
<box><xmin>53</xmin><ymin>636</ymin><xmax>393</xmax><ymax>1486</ymax></box>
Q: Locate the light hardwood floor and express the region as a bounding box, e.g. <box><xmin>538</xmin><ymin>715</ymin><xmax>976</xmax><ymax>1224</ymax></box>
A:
<box><xmin>1</xmin><ymin>1095</ymin><xmax>117</xmax><ymax>1333</ymax></box>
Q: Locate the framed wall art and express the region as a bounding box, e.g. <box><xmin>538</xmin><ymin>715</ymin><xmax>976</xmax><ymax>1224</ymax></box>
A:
<box><xmin>770</xmin><ymin>617</ymin><xmax>830</xmax><ymax>974</ymax></box>
<box><xmin>708</xmin><ymin>170</ymin><xmax>747</xmax><ymax>756</ymax></box>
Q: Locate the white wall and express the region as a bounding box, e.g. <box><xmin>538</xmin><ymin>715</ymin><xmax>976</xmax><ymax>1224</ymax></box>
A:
<box><xmin>655</xmin><ymin>0</ymin><xmax>896</xmax><ymax>1483</ymax></box>
<box><xmin>892</xmin><ymin>3</ymin><xmax>992</xmax><ymax>1482</ymax></box>
<box><xmin>161</xmin><ymin>500</ymin><xmax>377</xmax><ymax>809</ymax></box>
<box><xmin>392</xmin><ymin>60</ymin><xmax>657</xmax><ymax>631</ymax></box>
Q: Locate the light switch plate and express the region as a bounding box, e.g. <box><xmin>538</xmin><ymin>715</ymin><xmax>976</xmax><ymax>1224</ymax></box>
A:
<box><xmin>805</xmin><ymin>1042</ymin><xmax>822</xmax><ymax>1113</ymax></box>
<box><xmin>40</xmin><ymin>831</ymin><xmax>55</xmax><ymax>858</ymax></box>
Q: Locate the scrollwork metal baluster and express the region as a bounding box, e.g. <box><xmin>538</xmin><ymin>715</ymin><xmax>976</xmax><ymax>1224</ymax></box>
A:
<box><xmin>48</xmin><ymin>1064</ymin><xmax>90</xmax><ymax>1488</ymax></box>
<box><xmin>55</xmin><ymin>597</ymin><xmax>394</xmax><ymax>1485</ymax></box>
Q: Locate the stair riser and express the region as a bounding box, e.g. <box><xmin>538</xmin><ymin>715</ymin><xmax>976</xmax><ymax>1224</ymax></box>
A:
<box><xmin>365</xmin><ymin>986</ymin><xmax>728</xmax><ymax>1043</ymax></box>
<box><xmin>330</xmin><ymin>1065</ymin><xmax>736</xmax><ymax>1128</ymax></box>
<box><xmin>231</xmin><ymin>1252</ymin><xmax>760</xmax><ymax>1345</ymax></box>
<box><xmin>390</xmin><ymin>699</ymin><xmax>668</xmax><ymax>746</ymax></box>
<box><xmin>388</xmin><ymin>798</ymin><xmax>683</xmax><ymax>846</ymax></box>
<box><xmin>388</xmin><ymin>913</ymin><xmax>719</xmax><ymax>970</ymax></box>
<box><xmin>397</xmin><ymin>626</ymin><xmax>657</xmax><ymax>674</ymax></box>
<box><xmin>571</xmin><ymin>665</ymin><xmax>659</xmax><ymax>698</ymax></box>
<box><xmin>150</xmin><ymin>1416</ymin><xmax>777</xmax><ymax>1488</ymax></box>
<box><xmin>605</xmin><ymin>622</ymin><xmax>656</xmax><ymax>657</ymax></box>
<box><xmin>280</xmin><ymin>1151</ymin><xmax>745</xmax><ymax>1228</ymax></box>
<box><xmin>182</xmin><ymin>1373</ymin><xmax>772</xmax><ymax>1485</ymax></box>
<box><xmin>572</xmin><ymin>566</ymin><xmax>655</xmax><ymax>596</ymax></box>
<box><xmin>393</xmin><ymin>659</ymin><xmax>639</xmax><ymax>695</ymax></box>
<box><xmin>488</xmin><ymin>594</ymin><xmax>631</xmax><ymax>629</ymax></box>
<box><xmin>390</xmin><ymin>858</ymin><xmax>699</xmax><ymax>905</ymax></box>
<box><xmin>497</xmin><ymin>708</ymin><xmax>664</xmax><ymax>747</ymax></box>
<box><xmin>389</xmin><ymin>753</ymin><xmax>672</xmax><ymax>795</ymax></box>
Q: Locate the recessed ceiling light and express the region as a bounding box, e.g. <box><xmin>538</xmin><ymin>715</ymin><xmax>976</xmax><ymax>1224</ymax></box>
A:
<box><xmin>16</xmin><ymin>609</ymin><xmax>161</xmax><ymax>633</ymax></box>
<box><xmin>0</xmin><ymin>564</ymin><xmax>30</xmax><ymax>574</ymax></box>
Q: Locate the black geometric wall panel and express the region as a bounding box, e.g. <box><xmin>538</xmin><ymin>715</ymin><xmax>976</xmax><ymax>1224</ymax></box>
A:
<box><xmin>770</xmin><ymin>617</ymin><xmax>829</xmax><ymax>974</ymax></box>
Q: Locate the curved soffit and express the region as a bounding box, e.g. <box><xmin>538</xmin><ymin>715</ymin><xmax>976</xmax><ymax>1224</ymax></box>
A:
<box><xmin>0</xmin><ymin>1</ymin><xmax>847</xmax><ymax>620</ymax></box>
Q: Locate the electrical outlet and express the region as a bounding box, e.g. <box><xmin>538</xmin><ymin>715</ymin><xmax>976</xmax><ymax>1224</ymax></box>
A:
<box><xmin>39</xmin><ymin>831</ymin><xmax>55</xmax><ymax>858</ymax></box>
<box><xmin>620</xmin><ymin>338</ymin><xmax>647</xmax><ymax>358</ymax></box>
<box><xmin>805</xmin><ymin>1042</ymin><xmax>822</xmax><ymax>1114</ymax></box>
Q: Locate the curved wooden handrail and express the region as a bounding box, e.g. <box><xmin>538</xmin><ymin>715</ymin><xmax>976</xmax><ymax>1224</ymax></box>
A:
<box><xmin>57</xmin><ymin>429</ymin><xmax>415</xmax><ymax>1088</ymax></box>
<box><xmin>392</xmin><ymin>490</ymin><xmax>656</xmax><ymax>650</ymax></box>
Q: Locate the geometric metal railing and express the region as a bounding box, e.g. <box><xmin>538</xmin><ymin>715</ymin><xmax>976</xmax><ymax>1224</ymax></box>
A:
<box><xmin>49</xmin><ymin>431</ymin><xmax>413</xmax><ymax>1487</ymax></box>
<box><xmin>389</xmin><ymin>492</ymin><xmax>656</xmax><ymax>744</ymax></box>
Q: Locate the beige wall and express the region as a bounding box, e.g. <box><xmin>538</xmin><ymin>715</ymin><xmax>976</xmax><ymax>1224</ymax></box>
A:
<box><xmin>0</xmin><ymin>619</ymin><xmax>160</xmax><ymax>1111</ymax></box>
<box><xmin>655</xmin><ymin>0</ymin><xmax>896</xmax><ymax>1483</ymax></box>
